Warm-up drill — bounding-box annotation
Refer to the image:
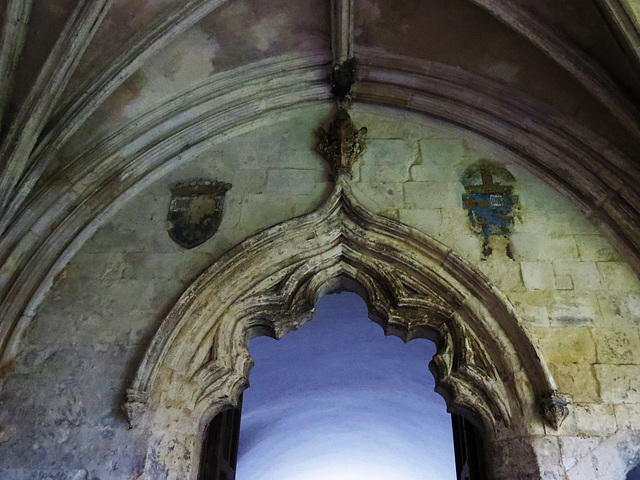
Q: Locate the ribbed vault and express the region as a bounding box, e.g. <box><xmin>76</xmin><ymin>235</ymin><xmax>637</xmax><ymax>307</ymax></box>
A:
<box><xmin>126</xmin><ymin>177</ymin><xmax>558</xmax><ymax>479</ymax></box>
<box><xmin>2</xmin><ymin>51</ymin><xmax>640</xmax><ymax>374</ymax></box>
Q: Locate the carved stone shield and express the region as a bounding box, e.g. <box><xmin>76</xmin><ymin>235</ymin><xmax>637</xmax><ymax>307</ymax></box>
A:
<box><xmin>167</xmin><ymin>180</ymin><xmax>232</xmax><ymax>249</ymax></box>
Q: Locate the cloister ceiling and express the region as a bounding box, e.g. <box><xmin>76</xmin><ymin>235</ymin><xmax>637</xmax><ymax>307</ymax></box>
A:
<box><xmin>0</xmin><ymin>0</ymin><xmax>640</xmax><ymax>366</ymax></box>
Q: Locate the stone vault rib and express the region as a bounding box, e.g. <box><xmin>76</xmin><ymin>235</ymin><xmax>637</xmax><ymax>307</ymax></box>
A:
<box><xmin>0</xmin><ymin>0</ymin><xmax>113</xmax><ymax>230</ymax></box>
<box><xmin>0</xmin><ymin>0</ymin><xmax>235</xmax><ymax>236</ymax></box>
<box><xmin>0</xmin><ymin>0</ymin><xmax>34</xmax><ymax>137</ymax></box>
<box><xmin>467</xmin><ymin>0</ymin><xmax>640</xmax><ymax>141</ymax></box>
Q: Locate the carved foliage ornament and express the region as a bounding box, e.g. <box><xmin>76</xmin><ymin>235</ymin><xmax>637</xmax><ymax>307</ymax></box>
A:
<box><xmin>167</xmin><ymin>179</ymin><xmax>232</xmax><ymax>249</ymax></box>
<box><xmin>316</xmin><ymin>108</ymin><xmax>367</xmax><ymax>178</ymax></box>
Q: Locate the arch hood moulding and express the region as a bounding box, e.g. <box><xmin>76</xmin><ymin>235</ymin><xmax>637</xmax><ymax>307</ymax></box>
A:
<box><xmin>126</xmin><ymin>175</ymin><xmax>567</xmax><ymax>478</ymax></box>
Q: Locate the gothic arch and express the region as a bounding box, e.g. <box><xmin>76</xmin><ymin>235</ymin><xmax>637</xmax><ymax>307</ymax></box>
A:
<box><xmin>127</xmin><ymin>176</ymin><xmax>565</xmax><ymax>480</ymax></box>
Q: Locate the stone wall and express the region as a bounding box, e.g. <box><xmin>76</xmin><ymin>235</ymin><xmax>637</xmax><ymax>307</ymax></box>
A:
<box><xmin>1</xmin><ymin>104</ymin><xmax>639</xmax><ymax>479</ymax></box>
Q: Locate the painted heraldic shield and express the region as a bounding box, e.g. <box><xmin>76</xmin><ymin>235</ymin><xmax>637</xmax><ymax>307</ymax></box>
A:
<box><xmin>167</xmin><ymin>180</ymin><xmax>232</xmax><ymax>249</ymax></box>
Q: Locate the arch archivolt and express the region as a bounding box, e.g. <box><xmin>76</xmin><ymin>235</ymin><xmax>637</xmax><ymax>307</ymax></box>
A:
<box><xmin>126</xmin><ymin>176</ymin><xmax>567</xmax><ymax>479</ymax></box>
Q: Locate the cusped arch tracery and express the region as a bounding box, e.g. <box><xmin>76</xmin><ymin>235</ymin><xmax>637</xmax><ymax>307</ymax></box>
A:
<box><xmin>126</xmin><ymin>176</ymin><xmax>566</xmax><ymax>478</ymax></box>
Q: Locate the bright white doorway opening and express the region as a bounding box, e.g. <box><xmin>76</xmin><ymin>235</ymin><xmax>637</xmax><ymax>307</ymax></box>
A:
<box><xmin>236</xmin><ymin>292</ymin><xmax>456</xmax><ymax>480</ymax></box>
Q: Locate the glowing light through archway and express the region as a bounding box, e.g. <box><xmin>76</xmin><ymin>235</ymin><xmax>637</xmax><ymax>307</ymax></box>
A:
<box><xmin>237</xmin><ymin>293</ymin><xmax>456</xmax><ymax>480</ymax></box>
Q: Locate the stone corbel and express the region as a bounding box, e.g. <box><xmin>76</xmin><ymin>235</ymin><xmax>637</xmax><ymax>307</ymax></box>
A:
<box><xmin>539</xmin><ymin>390</ymin><xmax>572</xmax><ymax>429</ymax></box>
<box><xmin>123</xmin><ymin>388</ymin><xmax>149</xmax><ymax>429</ymax></box>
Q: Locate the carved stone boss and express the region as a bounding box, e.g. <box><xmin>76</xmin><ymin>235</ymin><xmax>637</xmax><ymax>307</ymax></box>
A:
<box><xmin>167</xmin><ymin>179</ymin><xmax>231</xmax><ymax>249</ymax></box>
<box><xmin>316</xmin><ymin>108</ymin><xmax>367</xmax><ymax>178</ymax></box>
<box><xmin>316</xmin><ymin>57</ymin><xmax>367</xmax><ymax>179</ymax></box>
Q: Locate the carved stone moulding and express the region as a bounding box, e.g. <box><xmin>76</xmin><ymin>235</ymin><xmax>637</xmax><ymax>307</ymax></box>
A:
<box><xmin>123</xmin><ymin>178</ymin><xmax>568</xmax><ymax>477</ymax></box>
<box><xmin>127</xmin><ymin>177</ymin><xmax>562</xmax><ymax>431</ymax></box>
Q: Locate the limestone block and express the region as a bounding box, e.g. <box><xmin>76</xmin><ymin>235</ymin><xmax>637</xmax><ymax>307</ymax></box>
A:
<box><xmin>239</xmin><ymin>192</ymin><xmax>321</xmax><ymax>233</ymax></box>
<box><xmin>519</xmin><ymin>208</ymin><xmax>596</xmax><ymax>235</ymax></box>
<box><xmin>596</xmin><ymin>364</ymin><xmax>640</xmax><ymax>403</ymax></box>
<box><xmin>532</xmin><ymin>327</ymin><xmax>596</xmax><ymax>364</ymax></box>
<box><xmin>398</xmin><ymin>208</ymin><xmax>442</xmax><ymax>234</ymax></box>
<box><xmin>360</xmin><ymin>162</ymin><xmax>411</xmax><ymax>183</ymax></box>
<box><xmin>509</xmin><ymin>291</ymin><xmax>553</xmax><ymax>327</ymax></box>
<box><xmin>216</xmin><ymin>194</ymin><xmax>243</xmax><ymax>231</ymax></box>
<box><xmin>351</xmin><ymin>182</ymin><xmax>405</xmax><ymax>211</ymax></box>
<box><xmin>560</xmin><ymin>436</ymin><xmax>602</xmax><ymax>471</ymax></box>
<box><xmin>515</xmin><ymin>182</ymin><xmax>595</xmax><ymax>235</ymax></box>
<box><xmin>554</xmin><ymin>274</ymin><xmax>574</xmax><ymax>290</ymax></box>
<box><xmin>511</xmin><ymin>235</ymin><xmax>579</xmax><ymax>262</ymax></box>
<box><xmin>573</xmin><ymin>403</ymin><xmax>617</xmax><ymax>436</ymax></box>
<box><xmin>362</xmin><ymin>138</ymin><xmax>418</xmax><ymax>166</ymax></box>
<box><xmin>13</xmin><ymin>344</ymin><xmax>136</xmax><ymax>381</ymax></box>
<box><xmin>549</xmin><ymin>291</ymin><xmax>601</xmax><ymax>326</ymax></box>
<box><xmin>476</xmin><ymin>256</ymin><xmax>525</xmax><ymax>292</ymax></box>
<box><xmin>597</xmin><ymin>292</ymin><xmax>640</xmax><ymax>327</ymax></box>
<box><xmin>614</xmin><ymin>404</ymin><xmax>640</xmax><ymax>429</ymax></box>
<box><xmin>441</xmin><ymin>207</ymin><xmax>472</xmax><ymax>232</ymax></box>
<box><xmin>575</xmin><ymin>234</ymin><xmax>621</xmax><ymax>261</ymax></box>
<box><xmin>145</xmin><ymin>432</ymin><xmax>199</xmax><ymax>480</ymax></box>
<box><xmin>403</xmin><ymin>181</ymin><xmax>462</xmax><ymax>209</ymax></box>
<box><xmin>121</xmin><ymin>252</ymin><xmax>215</xmax><ymax>282</ymax></box>
<box><xmin>549</xmin><ymin>363</ymin><xmax>600</xmax><ymax>403</ymax></box>
<box><xmin>565</xmin><ymin>430</ymin><xmax>640</xmax><ymax>480</ymax></box>
<box><xmin>432</xmin><ymin>231</ymin><xmax>482</xmax><ymax>264</ymax></box>
<box><xmin>593</xmin><ymin>326</ymin><xmax>640</xmax><ymax>364</ymax></box>
<box><xmin>531</xmin><ymin>436</ymin><xmax>566</xmax><ymax>480</ymax></box>
<box><xmin>350</xmin><ymin>105</ymin><xmax>453</xmax><ymax>140</ymax></box>
<box><xmin>521</xmin><ymin>262</ymin><xmax>556</xmax><ymax>290</ymax></box>
<box><xmin>85</xmin><ymin>223</ymin><xmax>169</xmax><ymax>253</ymax></box>
<box><xmin>490</xmin><ymin>436</ymin><xmax>540</xmax><ymax>479</ymax></box>
<box><xmin>597</xmin><ymin>262</ymin><xmax>640</xmax><ymax>291</ymax></box>
<box><xmin>363</xmin><ymin>138</ymin><xmax>419</xmax><ymax>164</ymax></box>
<box><xmin>29</xmin><ymin>276</ymin><xmax>179</xmax><ymax>347</ymax></box>
<box><xmin>411</xmin><ymin>138</ymin><xmax>465</xmax><ymax>182</ymax></box>
<box><xmin>553</xmin><ymin>261</ymin><xmax>601</xmax><ymax>291</ymax></box>
<box><xmin>63</xmin><ymin>253</ymin><xmax>126</xmax><ymax>281</ymax></box>
<box><xmin>265</xmin><ymin>168</ymin><xmax>326</xmax><ymax>195</ymax></box>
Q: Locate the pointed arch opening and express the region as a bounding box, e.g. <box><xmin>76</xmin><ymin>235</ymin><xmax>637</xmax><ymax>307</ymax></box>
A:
<box><xmin>235</xmin><ymin>292</ymin><xmax>459</xmax><ymax>480</ymax></box>
<box><xmin>126</xmin><ymin>177</ymin><xmax>565</xmax><ymax>480</ymax></box>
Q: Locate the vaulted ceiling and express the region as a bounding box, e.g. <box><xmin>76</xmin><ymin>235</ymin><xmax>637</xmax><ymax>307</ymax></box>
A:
<box><xmin>0</xmin><ymin>0</ymin><xmax>639</xmax><ymax>365</ymax></box>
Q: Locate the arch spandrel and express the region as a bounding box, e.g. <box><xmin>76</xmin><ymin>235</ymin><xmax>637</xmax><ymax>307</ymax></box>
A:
<box><xmin>126</xmin><ymin>176</ymin><xmax>568</xmax><ymax>478</ymax></box>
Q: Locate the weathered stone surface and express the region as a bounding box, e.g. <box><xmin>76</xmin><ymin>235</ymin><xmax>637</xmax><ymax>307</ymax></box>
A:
<box><xmin>553</xmin><ymin>261</ymin><xmax>602</xmax><ymax>291</ymax></box>
<box><xmin>531</xmin><ymin>327</ymin><xmax>597</xmax><ymax>364</ymax></box>
<box><xmin>549</xmin><ymin>363</ymin><xmax>600</xmax><ymax>403</ymax></box>
<box><xmin>596</xmin><ymin>365</ymin><xmax>640</xmax><ymax>403</ymax></box>
<box><xmin>411</xmin><ymin>138</ymin><xmax>465</xmax><ymax>182</ymax></box>
<box><xmin>575</xmin><ymin>234</ymin><xmax>621</xmax><ymax>262</ymax></box>
<box><xmin>521</xmin><ymin>262</ymin><xmax>556</xmax><ymax>290</ymax></box>
<box><xmin>404</xmin><ymin>181</ymin><xmax>462</xmax><ymax>209</ymax></box>
<box><xmin>597</xmin><ymin>262</ymin><xmax>640</xmax><ymax>291</ymax></box>
<box><xmin>549</xmin><ymin>291</ymin><xmax>601</xmax><ymax>326</ymax></box>
<box><xmin>594</xmin><ymin>326</ymin><xmax>640</xmax><ymax>364</ymax></box>
<box><xmin>573</xmin><ymin>404</ymin><xmax>617</xmax><ymax>436</ymax></box>
<box><xmin>560</xmin><ymin>436</ymin><xmax>602</xmax><ymax>471</ymax></box>
<box><xmin>1</xmin><ymin>102</ymin><xmax>640</xmax><ymax>480</ymax></box>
